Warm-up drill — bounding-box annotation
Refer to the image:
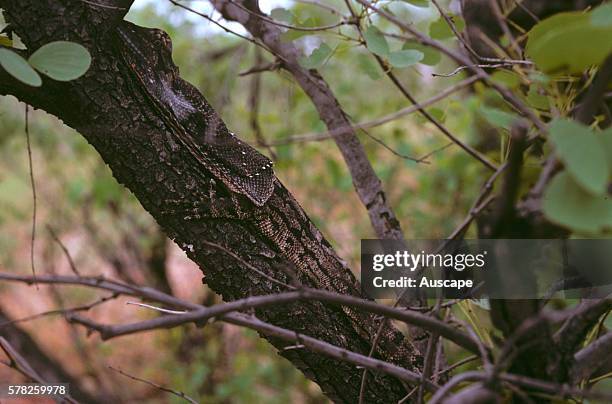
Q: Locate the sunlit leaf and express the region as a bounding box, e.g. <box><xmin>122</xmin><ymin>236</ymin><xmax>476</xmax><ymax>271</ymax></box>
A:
<box><xmin>428</xmin><ymin>107</ymin><xmax>445</xmax><ymax>122</ymax></box>
<box><xmin>401</xmin><ymin>0</ymin><xmax>429</xmax><ymax>7</ymax></box>
<box><xmin>526</xmin><ymin>12</ymin><xmax>612</xmax><ymax>73</ymax></box>
<box><xmin>388</xmin><ymin>49</ymin><xmax>423</xmax><ymax>68</ymax></box>
<box><xmin>429</xmin><ymin>16</ymin><xmax>464</xmax><ymax>40</ymax></box>
<box><xmin>0</xmin><ymin>36</ymin><xmax>12</xmax><ymax>47</ymax></box>
<box><xmin>364</xmin><ymin>25</ymin><xmax>389</xmax><ymax>57</ymax></box>
<box><xmin>601</xmin><ymin>128</ymin><xmax>612</xmax><ymax>177</ymax></box>
<box><xmin>480</xmin><ymin>105</ymin><xmax>520</xmax><ymax>129</ymax></box>
<box><xmin>471</xmin><ymin>298</ymin><xmax>490</xmax><ymax>310</ymax></box>
<box><xmin>490</xmin><ymin>70</ymin><xmax>521</xmax><ymax>89</ymax></box>
<box><xmin>402</xmin><ymin>41</ymin><xmax>441</xmax><ymax>65</ymax></box>
<box><xmin>591</xmin><ymin>3</ymin><xmax>612</xmax><ymax>27</ymax></box>
<box><xmin>298</xmin><ymin>43</ymin><xmax>332</xmax><ymax>69</ymax></box>
<box><xmin>280</xmin><ymin>17</ymin><xmax>319</xmax><ymax>41</ymax></box>
<box><xmin>0</xmin><ymin>48</ymin><xmax>41</xmax><ymax>86</ymax></box>
<box><xmin>525</xmin><ymin>86</ymin><xmax>549</xmax><ymax>110</ymax></box>
<box><xmin>549</xmin><ymin>118</ymin><xmax>609</xmax><ymax>195</ymax></box>
<box><xmin>543</xmin><ymin>172</ymin><xmax>612</xmax><ymax>233</ymax></box>
<box><xmin>270</xmin><ymin>8</ymin><xmax>293</xmax><ymax>24</ymax></box>
<box><xmin>29</xmin><ymin>41</ymin><xmax>91</xmax><ymax>81</ymax></box>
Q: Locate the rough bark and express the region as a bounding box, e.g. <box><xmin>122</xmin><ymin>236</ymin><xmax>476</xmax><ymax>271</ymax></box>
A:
<box><xmin>0</xmin><ymin>1</ymin><xmax>421</xmax><ymax>402</ymax></box>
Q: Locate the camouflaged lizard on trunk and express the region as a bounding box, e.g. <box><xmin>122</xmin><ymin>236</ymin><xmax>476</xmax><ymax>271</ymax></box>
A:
<box><xmin>112</xmin><ymin>22</ymin><xmax>421</xmax><ymax>399</ymax></box>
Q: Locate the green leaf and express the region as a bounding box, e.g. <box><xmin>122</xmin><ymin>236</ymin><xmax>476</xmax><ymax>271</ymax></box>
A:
<box><xmin>525</xmin><ymin>86</ymin><xmax>549</xmax><ymax>110</ymax></box>
<box><xmin>92</xmin><ymin>175</ymin><xmax>123</xmax><ymax>206</ymax></box>
<box><xmin>280</xmin><ymin>17</ymin><xmax>319</xmax><ymax>41</ymax></box>
<box><xmin>549</xmin><ymin>118</ymin><xmax>609</xmax><ymax>195</ymax></box>
<box><xmin>490</xmin><ymin>70</ymin><xmax>521</xmax><ymax>89</ymax></box>
<box><xmin>401</xmin><ymin>0</ymin><xmax>429</xmax><ymax>7</ymax></box>
<box><xmin>0</xmin><ymin>48</ymin><xmax>41</xmax><ymax>86</ymax></box>
<box><xmin>298</xmin><ymin>43</ymin><xmax>332</xmax><ymax>69</ymax></box>
<box><xmin>388</xmin><ymin>49</ymin><xmax>423</xmax><ymax>68</ymax></box>
<box><xmin>402</xmin><ymin>41</ymin><xmax>441</xmax><ymax>66</ymax></box>
<box><xmin>591</xmin><ymin>3</ymin><xmax>612</xmax><ymax>27</ymax></box>
<box><xmin>429</xmin><ymin>16</ymin><xmax>464</xmax><ymax>40</ymax></box>
<box><xmin>29</xmin><ymin>41</ymin><xmax>91</xmax><ymax>81</ymax></box>
<box><xmin>526</xmin><ymin>12</ymin><xmax>612</xmax><ymax>73</ymax></box>
<box><xmin>270</xmin><ymin>8</ymin><xmax>293</xmax><ymax>24</ymax></box>
<box><xmin>480</xmin><ymin>105</ymin><xmax>520</xmax><ymax>129</ymax></box>
<box><xmin>0</xmin><ymin>36</ymin><xmax>12</xmax><ymax>47</ymax></box>
<box><xmin>600</xmin><ymin>128</ymin><xmax>612</xmax><ymax>177</ymax></box>
<box><xmin>357</xmin><ymin>53</ymin><xmax>381</xmax><ymax>80</ymax></box>
<box><xmin>415</xmin><ymin>107</ymin><xmax>446</xmax><ymax>124</ymax></box>
<box><xmin>542</xmin><ymin>172</ymin><xmax>612</xmax><ymax>233</ymax></box>
<box><xmin>363</xmin><ymin>26</ymin><xmax>389</xmax><ymax>57</ymax></box>
<box><xmin>428</xmin><ymin>107</ymin><xmax>445</xmax><ymax>122</ymax></box>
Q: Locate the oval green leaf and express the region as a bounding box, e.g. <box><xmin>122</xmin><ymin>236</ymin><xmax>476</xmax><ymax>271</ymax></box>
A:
<box><xmin>591</xmin><ymin>3</ymin><xmax>612</xmax><ymax>27</ymax></box>
<box><xmin>526</xmin><ymin>12</ymin><xmax>612</xmax><ymax>73</ymax></box>
<box><xmin>298</xmin><ymin>43</ymin><xmax>332</xmax><ymax>70</ymax></box>
<box><xmin>0</xmin><ymin>48</ymin><xmax>41</xmax><ymax>86</ymax></box>
<box><xmin>270</xmin><ymin>8</ymin><xmax>294</xmax><ymax>24</ymax></box>
<box><xmin>601</xmin><ymin>128</ymin><xmax>612</xmax><ymax>177</ymax></box>
<box><xmin>388</xmin><ymin>49</ymin><xmax>423</xmax><ymax>68</ymax></box>
<box><xmin>429</xmin><ymin>16</ymin><xmax>464</xmax><ymax>40</ymax></box>
<box><xmin>364</xmin><ymin>26</ymin><xmax>389</xmax><ymax>57</ymax></box>
<box><xmin>480</xmin><ymin>105</ymin><xmax>520</xmax><ymax>129</ymax></box>
<box><xmin>549</xmin><ymin>118</ymin><xmax>609</xmax><ymax>195</ymax></box>
<box><xmin>402</xmin><ymin>41</ymin><xmax>441</xmax><ymax>66</ymax></box>
<box><xmin>401</xmin><ymin>0</ymin><xmax>429</xmax><ymax>7</ymax></box>
<box><xmin>542</xmin><ymin>172</ymin><xmax>612</xmax><ymax>233</ymax></box>
<box><xmin>29</xmin><ymin>41</ymin><xmax>91</xmax><ymax>81</ymax></box>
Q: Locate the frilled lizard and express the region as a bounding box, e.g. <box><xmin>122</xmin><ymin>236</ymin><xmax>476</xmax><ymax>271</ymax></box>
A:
<box><xmin>113</xmin><ymin>22</ymin><xmax>421</xmax><ymax>400</ymax></box>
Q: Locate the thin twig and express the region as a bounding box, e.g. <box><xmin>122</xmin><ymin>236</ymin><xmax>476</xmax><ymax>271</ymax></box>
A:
<box><xmin>24</xmin><ymin>105</ymin><xmax>38</xmax><ymax>288</ymax></box>
<box><xmin>271</xmin><ymin>76</ymin><xmax>479</xmax><ymax>145</ymax></box>
<box><xmin>108</xmin><ymin>365</ymin><xmax>198</xmax><ymax>404</ymax></box>
<box><xmin>432</xmin><ymin>63</ymin><xmax>512</xmax><ymax>77</ymax></box>
<box><xmin>418</xmin><ymin>303</ymin><xmax>443</xmax><ymax>402</ymax></box>
<box><xmin>377</xmin><ymin>58</ymin><xmax>497</xmax><ymax>171</ymax></box>
<box><xmin>0</xmin><ymin>271</ymin><xmax>437</xmax><ymax>391</ymax></box>
<box><xmin>433</xmin><ymin>355</ymin><xmax>479</xmax><ymax>378</ymax></box>
<box><xmin>429</xmin><ymin>371</ymin><xmax>483</xmax><ymax>404</ymax></box>
<box><xmin>354</xmin><ymin>0</ymin><xmax>547</xmax><ymax>134</ymax></box>
<box><xmin>489</xmin><ymin>0</ymin><xmax>522</xmax><ymax>58</ymax></box>
<box><xmin>445</xmin><ymin>162</ymin><xmax>508</xmax><ymax>241</ymax></box>
<box><xmin>47</xmin><ymin>225</ymin><xmax>81</xmax><ymax>276</ymax></box>
<box><xmin>0</xmin><ymin>294</ymin><xmax>118</xmax><ymax>328</ymax></box>
<box><xmin>125</xmin><ymin>301</ymin><xmax>186</xmax><ymax>315</ymax></box>
<box><xmin>514</xmin><ymin>0</ymin><xmax>539</xmax><ymax>23</ymax></box>
<box><xmin>295</xmin><ymin>0</ymin><xmax>343</xmax><ymax>16</ymax></box>
<box><xmin>0</xmin><ymin>337</ymin><xmax>79</xmax><ymax>404</ymax></box>
<box><xmin>66</xmin><ymin>287</ymin><xmax>480</xmax><ymax>353</ymax></box>
<box><xmin>247</xmin><ymin>47</ymin><xmax>277</xmax><ymax>159</ymax></box>
<box><xmin>572</xmin><ymin>332</ymin><xmax>612</xmax><ymax>383</ymax></box>
<box><xmin>168</xmin><ymin>0</ymin><xmax>273</xmax><ymax>57</ymax></box>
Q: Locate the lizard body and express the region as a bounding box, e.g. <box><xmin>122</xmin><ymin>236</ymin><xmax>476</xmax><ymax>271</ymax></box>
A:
<box><xmin>112</xmin><ymin>22</ymin><xmax>420</xmax><ymax>392</ymax></box>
